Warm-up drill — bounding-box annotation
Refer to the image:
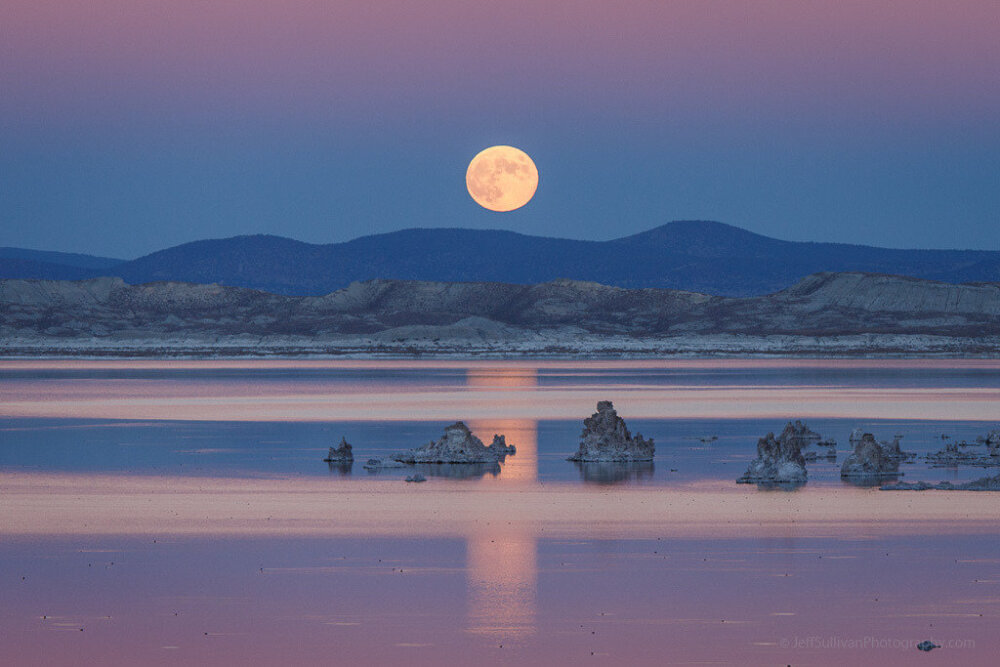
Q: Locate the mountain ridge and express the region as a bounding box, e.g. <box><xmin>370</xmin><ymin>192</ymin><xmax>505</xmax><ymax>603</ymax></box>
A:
<box><xmin>0</xmin><ymin>247</ymin><xmax>124</xmax><ymax>269</ymax></box>
<box><xmin>3</xmin><ymin>221</ymin><xmax>999</xmax><ymax>297</ymax></box>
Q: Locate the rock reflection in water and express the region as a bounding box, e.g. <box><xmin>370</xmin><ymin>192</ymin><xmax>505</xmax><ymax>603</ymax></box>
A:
<box><xmin>752</xmin><ymin>480</ymin><xmax>808</xmax><ymax>492</ymax></box>
<box><xmin>574</xmin><ymin>461</ymin><xmax>655</xmax><ymax>485</ymax></box>
<box><xmin>841</xmin><ymin>469</ymin><xmax>902</xmax><ymax>488</ymax></box>
<box><xmin>326</xmin><ymin>461</ymin><xmax>353</xmax><ymax>477</ymax></box>
<box><xmin>414</xmin><ymin>462</ymin><xmax>501</xmax><ymax>480</ymax></box>
<box><xmin>362</xmin><ymin>461</ymin><xmax>501</xmax><ymax>480</ymax></box>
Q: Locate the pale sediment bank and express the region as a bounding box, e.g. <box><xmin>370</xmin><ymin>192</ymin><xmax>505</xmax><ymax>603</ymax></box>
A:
<box><xmin>3</xmin><ymin>332</ymin><xmax>1000</xmax><ymax>359</ymax></box>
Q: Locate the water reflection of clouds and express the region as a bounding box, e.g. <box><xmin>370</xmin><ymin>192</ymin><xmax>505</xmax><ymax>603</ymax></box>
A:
<box><xmin>7</xmin><ymin>531</ymin><xmax>1000</xmax><ymax>664</ymax></box>
<box><xmin>11</xmin><ymin>471</ymin><xmax>1000</xmax><ymax>642</ymax></box>
<box><xmin>6</xmin><ymin>385</ymin><xmax>1000</xmax><ymax>422</ymax></box>
<box><xmin>466</xmin><ymin>529</ymin><xmax>537</xmax><ymax>641</ymax></box>
<box><xmin>0</xmin><ymin>421</ymin><xmax>170</xmax><ymax>431</ymax></box>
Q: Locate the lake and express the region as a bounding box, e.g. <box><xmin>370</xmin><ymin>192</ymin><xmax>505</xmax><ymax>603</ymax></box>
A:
<box><xmin>2</xmin><ymin>359</ymin><xmax>998</xmax><ymax>665</ymax></box>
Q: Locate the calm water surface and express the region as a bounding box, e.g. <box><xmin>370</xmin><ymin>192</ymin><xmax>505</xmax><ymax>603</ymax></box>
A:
<box><xmin>1</xmin><ymin>360</ymin><xmax>999</xmax><ymax>665</ymax></box>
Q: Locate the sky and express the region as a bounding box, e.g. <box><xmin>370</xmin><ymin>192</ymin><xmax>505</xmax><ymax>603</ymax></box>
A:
<box><xmin>1</xmin><ymin>0</ymin><xmax>998</xmax><ymax>258</ymax></box>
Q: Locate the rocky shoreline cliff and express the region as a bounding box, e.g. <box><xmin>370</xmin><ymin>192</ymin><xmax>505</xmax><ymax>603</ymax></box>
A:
<box><xmin>3</xmin><ymin>272</ymin><xmax>1000</xmax><ymax>357</ymax></box>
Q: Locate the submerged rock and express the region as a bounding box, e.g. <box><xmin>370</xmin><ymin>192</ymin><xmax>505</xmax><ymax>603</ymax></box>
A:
<box><xmin>882</xmin><ymin>472</ymin><xmax>1000</xmax><ymax>491</ymax></box>
<box><xmin>880</xmin><ymin>434</ymin><xmax>912</xmax><ymax>460</ymax></box>
<box><xmin>786</xmin><ymin>420</ymin><xmax>822</xmax><ymax>444</ymax></box>
<box><xmin>362</xmin><ymin>457</ymin><xmax>408</xmax><ymax>470</ymax></box>
<box><xmin>323</xmin><ymin>436</ymin><xmax>354</xmax><ymax>463</ymax></box>
<box><xmin>803</xmin><ymin>448</ymin><xmax>837</xmax><ymax>462</ymax></box>
<box><xmin>737</xmin><ymin>424</ymin><xmax>808</xmax><ymax>485</ymax></box>
<box><xmin>841</xmin><ymin>432</ymin><xmax>901</xmax><ymax>484</ymax></box>
<box><xmin>916</xmin><ymin>640</ymin><xmax>940</xmax><ymax>652</ymax></box>
<box><xmin>882</xmin><ymin>481</ymin><xmax>936</xmax><ymax>491</ymax></box>
<box><xmin>977</xmin><ymin>430</ymin><xmax>1000</xmax><ymax>456</ymax></box>
<box><xmin>784</xmin><ymin>421</ymin><xmax>836</xmax><ymax>462</ymax></box>
<box><xmin>769</xmin><ymin>420</ymin><xmax>829</xmax><ymax>454</ymax></box>
<box><xmin>926</xmin><ymin>440</ymin><xmax>1000</xmax><ymax>467</ymax></box>
<box><xmin>928</xmin><ymin>441</ymin><xmax>977</xmax><ymax>463</ymax></box>
<box><xmin>567</xmin><ymin>401</ymin><xmax>654</xmax><ymax>462</ymax></box>
<box><xmin>405</xmin><ymin>474</ymin><xmax>427</xmax><ymax>483</ymax></box>
<box><xmin>392</xmin><ymin>422</ymin><xmax>514</xmax><ymax>464</ymax></box>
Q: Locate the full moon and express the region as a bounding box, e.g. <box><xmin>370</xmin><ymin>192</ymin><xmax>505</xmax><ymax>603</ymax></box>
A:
<box><xmin>466</xmin><ymin>145</ymin><xmax>538</xmax><ymax>212</ymax></box>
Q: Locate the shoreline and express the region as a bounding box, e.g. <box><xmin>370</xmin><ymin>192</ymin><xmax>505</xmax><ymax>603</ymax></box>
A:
<box><xmin>3</xmin><ymin>334</ymin><xmax>1000</xmax><ymax>360</ymax></box>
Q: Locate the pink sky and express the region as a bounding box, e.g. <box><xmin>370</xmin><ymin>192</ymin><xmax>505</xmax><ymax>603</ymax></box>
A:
<box><xmin>3</xmin><ymin>0</ymin><xmax>999</xmax><ymax>255</ymax></box>
<box><xmin>4</xmin><ymin>0</ymin><xmax>999</xmax><ymax>124</ymax></box>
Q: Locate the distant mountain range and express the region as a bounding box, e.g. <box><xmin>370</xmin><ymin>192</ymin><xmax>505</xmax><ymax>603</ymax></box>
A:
<box><xmin>3</xmin><ymin>221</ymin><xmax>1000</xmax><ymax>297</ymax></box>
<box><xmin>0</xmin><ymin>247</ymin><xmax>125</xmax><ymax>281</ymax></box>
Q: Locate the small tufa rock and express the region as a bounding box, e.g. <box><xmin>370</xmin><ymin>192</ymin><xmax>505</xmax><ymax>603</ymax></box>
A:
<box><xmin>788</xmin><ymin>421</ymin><xmax>836</xmax><ymax>462</ymax></box>
<box><xmin>392</xmin><ymin>422</ymin><xmax>514</xmax><ymax>464</ymax></box>
<box><xmin>489</xmin><ymin>434</ymin><xmax>516</xmax><ymax>456</ymax></box>
<box><xmin>916</xmin><ymin>640</ymin><xmax>940</xmax><ymax>652</ymax></box>
<box><xmin>323</xmin><ymin>436</ymin><xmax>354</xmax><ymax>463</ymax></box>
<box><xmin>405</xmin><ymin>474</ymin><xmax>427</xmax><ymax>483</ymax></box>
<box><xmin>786</xmin><ymin>420</ymin><xmax>822</xmax><ymax>444</ymax></box>
<box><xmin>737</xmin><ymin>424</ymin><xmax>807</xmax><ymax>485</ymax></box>
<box><xmin>928</xmin><ymin>440</ymin><xmax>973</xmax><ymax>462</ymax></box>
<box><xmin>841</xmin><ymin>432</ymin><xmax>900</xmax><ymax>484</ymax></box>
<box><xmin>567</xmin><ymin>401</ymin><xmax>654</xmax><ymax>462</ymax></box>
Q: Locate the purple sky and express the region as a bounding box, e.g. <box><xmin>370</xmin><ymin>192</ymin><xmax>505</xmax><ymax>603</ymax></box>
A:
<box><xmin>2</xmin><ymin>0</ymin><xmax>998</xmax><ymax>256</ymax></box>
